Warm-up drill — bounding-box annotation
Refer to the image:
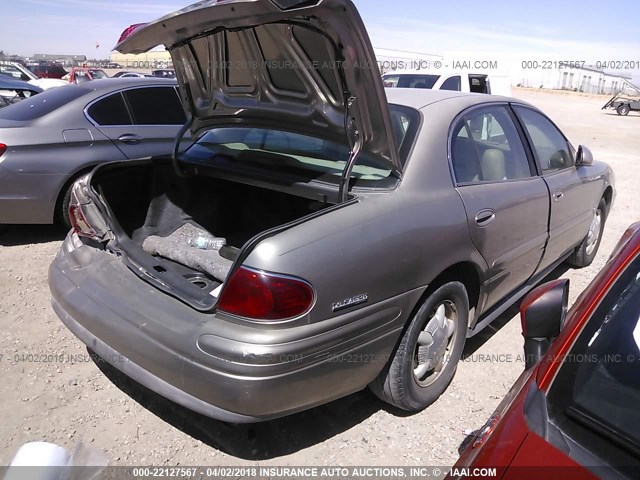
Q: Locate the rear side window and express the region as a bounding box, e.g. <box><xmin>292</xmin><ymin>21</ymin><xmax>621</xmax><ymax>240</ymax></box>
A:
<box><xmin>514</xmin><ymin>106</ymin><xmax>574</xmax><ymax>172</ymax></box>
<box><xmin>440</xmin><ymin>75</ymin><xmax>461</xmax><ymax>91</ymax></box>
<box><xmin>0</xmin><ymin>86</ymin><xmax>91</xmax><ymax>121</ymax></box>
<box><xmin>122</xmin><ymin>87</ymin><xmax>186</xmax><ymax>125</ymax></box>
<box><xmin>451</xmin><ymin>106</ymin><xmax>532</xmax><ymax>183</ymax></box>
<box><xmin>87</xmin><ymin>93</ymin><xmax>131</xmax><ymax>126</ymax></box>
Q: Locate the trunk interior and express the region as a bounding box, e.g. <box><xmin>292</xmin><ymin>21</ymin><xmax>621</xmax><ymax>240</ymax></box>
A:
<box><xmin>90</xmin><ymin>161</ymin><xmax>334</xmax><ymax>308</ymax></box>
<box><xmin>94</xmin><ymin>161</ymin><xmax>332</xmax><ymax>250</ymax></box>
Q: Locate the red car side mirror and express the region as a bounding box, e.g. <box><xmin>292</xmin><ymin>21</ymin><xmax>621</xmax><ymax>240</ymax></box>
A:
<box><xmin>520</xmin><ymin>279</ymin><xmax>569</xmax><ymax>369</ymax></box>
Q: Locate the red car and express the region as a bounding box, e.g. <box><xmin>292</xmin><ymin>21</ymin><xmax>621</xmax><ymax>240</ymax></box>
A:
<box><xmin>29</xmin><ymin>63</ymin><xmax>67</xmax><ymax>79</ymax></box>
<box><xmin>451</xmin><ymin>223</ymin><xmax>640</xmax><ymax>479</ymax></box>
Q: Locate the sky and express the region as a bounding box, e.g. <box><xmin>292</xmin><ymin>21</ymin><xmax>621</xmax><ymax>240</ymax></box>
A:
<box><xmin>1</xmin><ymin>0</ymin><xmax>639</xmax><ymax>82</ymax></box>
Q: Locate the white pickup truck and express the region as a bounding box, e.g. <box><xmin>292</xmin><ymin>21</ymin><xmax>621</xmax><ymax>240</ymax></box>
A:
<box><xmin>382</xmin><ymin>69</ymin><xmax>512</xmax><ymax>96</ymax></box>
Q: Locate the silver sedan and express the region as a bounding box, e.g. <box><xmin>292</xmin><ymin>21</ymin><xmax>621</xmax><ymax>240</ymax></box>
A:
<box><xmin>0</xmin><ymin>78</ymin><xmax>186</xmax><ymax>226</ymax></box>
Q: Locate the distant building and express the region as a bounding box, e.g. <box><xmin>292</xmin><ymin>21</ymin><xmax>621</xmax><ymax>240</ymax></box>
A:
<box><xmin>110</xmin><ymin>50</ymin><xmax>172</xmax><ymax>69</ymax></box>
<box><xmin>513</xmin><ymin>64</ymin><xmax>638</xmax><ymax>96</ymax></box>
<box><xmin>32</xmin><ymin>54</ymin><xmax>88</xmax><ymax>66</ymax></box>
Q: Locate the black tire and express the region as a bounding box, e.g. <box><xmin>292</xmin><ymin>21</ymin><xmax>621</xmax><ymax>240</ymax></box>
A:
<box><xmin>370</xmin><ymin>281</ymin><xmax>468</xmax><ymax>411</ymax></box>
<box><xmin>58</xmin><ymin>183</ymin><xmax>74</xmax><ymax>230</ymax></box>
<box><xmin>617</xmin><ymin>104</ymin><xmax>630</xmax><ymax>116</ymax></box>
<box><xmin>567</xmin><ymin>198</ymin><xmax>607</xmax><ymax>268</ymax></box>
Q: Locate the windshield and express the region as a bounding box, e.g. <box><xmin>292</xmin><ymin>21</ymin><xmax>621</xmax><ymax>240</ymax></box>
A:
<box><xmin>90</xmin><ymin>70</ymin><xmax>108</xmax><ymax>79</ymax></box>
<box><xmin>383</xmin><ymin>74</ymin><xmax>440</xmax><ymax>89</ymax></box>
<box><xmin>0</xmin><ymin>63</ymin><xmax>36</xmax><ymax>82</ymax></box>
<box><xmin>184</xmin><ymin>104</ymin><xmax>420</xmax><ymax>188</ymax></box>
<box><xmin>571</xmin><ymin>259</ymin><xmax>640</xmax><ymax>446</ymax></box>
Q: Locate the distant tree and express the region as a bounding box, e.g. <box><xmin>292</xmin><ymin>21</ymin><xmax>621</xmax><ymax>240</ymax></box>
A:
<box><xmin>0</xmin><ymin>50</ymin><xmax>6</xmax><ymax>59</ymax></box>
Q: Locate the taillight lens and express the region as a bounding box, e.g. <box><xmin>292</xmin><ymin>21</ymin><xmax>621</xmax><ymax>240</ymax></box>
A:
<box><xmin>117</xmin><ymin>23</ymin><xmax>148</xmax><ymax>44</ymax></box>
<box><xmin>218</xmin><ymin>267</ymin><xmax>314</xmax><ymax>321</ymax></box>
<box><xmin>69</xmin><ymin>204</ymin><xmax>98</xmax><ymax>239</ymax></box>
<box><xmin>0</xmin><ymin>143</ymin><xmax>7</xmax><ymax>157</ymax></box>
<box><xmin>67</xmin><ymin>175</ymin><xmax>108</xmax><ymax>241</ymax></box>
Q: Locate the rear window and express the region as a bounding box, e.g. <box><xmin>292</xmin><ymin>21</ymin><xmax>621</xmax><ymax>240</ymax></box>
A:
<box><xmin>184</xmin><ymin>104</ymin><xmax>420</xmax><ymax>188</ymax></box>
<box><xmin>0</xmin><ymin>86</ymin><xmax>91</xmax><ymax>121</ymax></box>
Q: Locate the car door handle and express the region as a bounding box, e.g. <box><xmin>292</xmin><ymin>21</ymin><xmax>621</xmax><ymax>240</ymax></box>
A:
<box><xmin>475</xmin><ymin>209</ymin><xmax>496</xmax><ymax>227</ymax></box>
<box><xmin>553</xmin><ymin>190</ymin><xmax>564</xmax><ymax>202</ymax></box>
<box><xmin>118</xmin><ymin>134</ymin><xmax>142</xmax><ymax>145</ymax></box>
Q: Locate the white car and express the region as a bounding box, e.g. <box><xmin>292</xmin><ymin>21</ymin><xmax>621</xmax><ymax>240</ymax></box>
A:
<box><xmin>0</xmin><ymin>62</ymin><xmax>68</xmax><ymax>90</ymax></box>
<box><xmin>383</xmin><ymin>69</ymin><xmax>512</xmax><ymax>96</ymax></box>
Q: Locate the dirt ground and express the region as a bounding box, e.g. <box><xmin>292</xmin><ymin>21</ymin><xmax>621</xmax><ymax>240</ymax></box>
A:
<box><xmin>1</xmin><ymin>88</ymin><xmax>638</xmax><ymax>468</ymax></box>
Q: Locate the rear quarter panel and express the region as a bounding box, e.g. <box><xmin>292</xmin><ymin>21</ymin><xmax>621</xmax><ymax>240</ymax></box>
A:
<box><xmin>243</xmin><ymin>100</ymin><xmax>488</xmax><ymax>325</ymax></box>
<box><xmin>0</xmin><ymin>113</ymin><xmax>127</xmax><ymax>223</ymax></box>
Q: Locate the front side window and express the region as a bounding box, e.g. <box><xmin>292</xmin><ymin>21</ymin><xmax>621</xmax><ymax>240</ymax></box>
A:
<box><xmin>514</xmin><ymin>106</ymin><xmax>574</xmax><ymax>172</ymax></box>
<box><xmin>451</xmin><ymin>106</ymin><xmax>532</xmax><ymax>184</ymax></box>
<box><xmin>547</xmin><ymin>254</ymin><xmax>640</xmax><ymax>463</ymax></box>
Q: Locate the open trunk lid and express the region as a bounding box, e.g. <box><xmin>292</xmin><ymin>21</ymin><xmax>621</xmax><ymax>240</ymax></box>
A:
<box><xmin>114</xmin><ymin>0</ymin><xmax>401</xmax><ymax>180</ymax></box>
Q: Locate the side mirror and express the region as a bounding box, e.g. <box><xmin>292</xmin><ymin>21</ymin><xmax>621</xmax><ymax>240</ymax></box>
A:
<box><xmin>520</xmin><ymin>279</ymin><xmax>569</xmax><ymax>369</ymax></box>
<box><xmin>576</xmin><ymin>145</ymin><xmax>593</xmax><ymax>166</ymax></box>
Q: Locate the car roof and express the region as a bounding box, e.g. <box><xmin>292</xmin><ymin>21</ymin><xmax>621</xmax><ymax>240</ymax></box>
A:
<box><xmin>74</xmin><ymin>77</ymin><xmax>177</xmax><ymax>92</ymax></box>
<box><xmin>385</xmin><ymin>87</ymin><xmax>530</xmax><ymax>110</ymax></box>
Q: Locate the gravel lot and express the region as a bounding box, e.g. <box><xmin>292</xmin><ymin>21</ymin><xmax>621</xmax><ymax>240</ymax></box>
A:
<box><xmin>1</xmin><ymin>88</ymin><xmax>638</xmax><ymax>468</ymax></box>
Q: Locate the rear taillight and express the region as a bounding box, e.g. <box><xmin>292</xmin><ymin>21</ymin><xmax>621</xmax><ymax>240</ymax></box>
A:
<box><xmin>0</xmin><ymin>143</ymin><xmax>7</xmax><ymax>157</ymax></box>
<box><xmin>117</xmin><ymin>23</ymin><xmax>148</xmax><ymax>44</ymax></box>
<box><xmin>69</xmin><ymin>204</ymin><xmax>98</xmax><ymax>239</ymax></box>
<box><xmin>218</xmin><ymin>267</ymin><xmax>314</xmax><ymax>321</ymax></box>
<box><xmin>67</xmin><ymin>175</ymin><xmax>109</xmax><ymax>241</ymax></box>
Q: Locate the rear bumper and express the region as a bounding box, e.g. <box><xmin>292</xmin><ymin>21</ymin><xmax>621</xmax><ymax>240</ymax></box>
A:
<box><xmin>49</xmin><ymin>236</ymin><xmax>419</xmax><ymax>422</ymax></box>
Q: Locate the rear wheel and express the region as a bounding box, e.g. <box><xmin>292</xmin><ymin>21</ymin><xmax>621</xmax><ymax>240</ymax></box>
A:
<box><xmin>58</xmin><ymin>184</ymin><xmax>74</xmax><ymax>230</ymax></box>
<box><xmin>617</xmin><ymin>104</ymin><xmax>630</xmax><ymax>116</ymax></box>
<box><xmin>567</xmin><ymin>198</ymin><xmax>607</xmax><ymax>268</ymax></box>
<box><xmin>370</xmin><ymin>281</ymin><xmax>468</xmax><ymax>411</ymax></box>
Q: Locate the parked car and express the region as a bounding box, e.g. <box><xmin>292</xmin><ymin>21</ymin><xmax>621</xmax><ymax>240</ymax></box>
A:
<box><xmin>0</xmin><ymin>78</ymin><xmax>186</xmax><ymax>226</ymax></box>
<box><xmin>29</xmin><ymin>63</ymin><xmax>67</xmax><ymax>79</ymax></box>
<box><xmin>602</xmin><ymin>91</ymin><xmax>640</xmax><ymax>116</ymax></box>
<box><xmin>383</xmin><ymin>69</ymin><xmax>512</xmax><ymax>96</ymax></box>
<box><xmin>450</xmin><ymin>223</ymin><xmax>640</xmax><ymax>479</ymax></box>
<box><xmin>106</xmin><ymin>63</ymin><xmax>123</xmax><ymax>69</ymax></box>
<box><xmin>150</xmin><ymin>69</ymin><xmax>176</xmax><ymax>78</ymax></box>
<box><xmin>66</xmin><ymin>67</ymin><xmax>109</xmax><ymax>84</ymax></box>
<box><xmin>0</xmin><ymin>76</ymin><xmax>43</xmax><ymax>108</ymax></box>
<box><xmin>112</xmin><ymin>71</ymin><xmax>150</xmax><ymax>78</ymax></box>
<box><xmin>0</xmin><ymin>61</ymin><xmax>68</xmax><ymax>90</ymax></box>
<box><xmin>48</xmin><ymin>0</ymin><xmax>614</xmax><ymax>423</ymax></box>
